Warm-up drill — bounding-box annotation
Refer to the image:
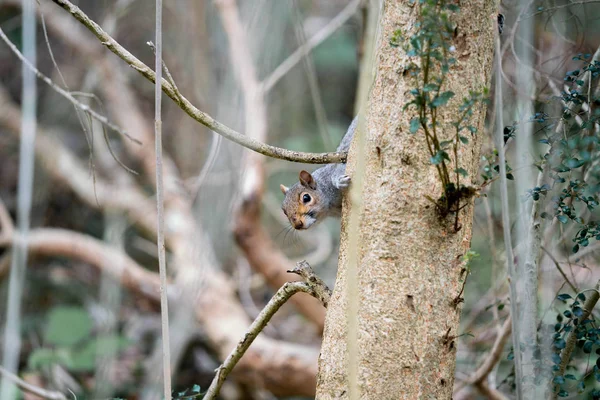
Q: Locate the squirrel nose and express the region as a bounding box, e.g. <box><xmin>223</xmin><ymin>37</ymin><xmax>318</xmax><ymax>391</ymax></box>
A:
<box><xmin>293</xmin><ymin>220</ymin><xmax>304</xmax><ymax>229</ymax></box>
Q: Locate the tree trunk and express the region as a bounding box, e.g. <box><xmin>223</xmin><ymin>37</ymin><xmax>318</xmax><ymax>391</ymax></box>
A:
<box><xmin>316</xmin><ymin>1</ymin><xmax>497</xmax><ymax>398</ymax></box>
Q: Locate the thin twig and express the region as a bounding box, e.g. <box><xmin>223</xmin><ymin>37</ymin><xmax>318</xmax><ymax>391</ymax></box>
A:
<box><xmin>153</xmin><ymin>1</ymin><xmax>172</xmax><ymax>399</ymax></box>
<box><xmin>474</xmin><ymin>380</ymin><xmax>510</xmax><ymax>400</ymax></box>
<box><xmin>287</xmin><ymin>260</ymin><xmax>332</xmax><ymax>307</ymax></box>
<box><xmin>0</xmin><ymin>366</ymin><xmax>67</xmax><ymax>400</ymax></box>
<box><xmin>493</xmin><ymin>20</ymin><xmax>524</xmax><ymax>399</ymax></box>
<box><xmin>541</xmin><ymin>246</ymin><xmax>578</xmax><ymax>293</ymax></box>
<box><xmin>147</xmin><ymin>40</ymin><xmax>184</xmax><ymax>106</ymax></box>
<box><xmin>553</xmin><ymin>280</ymin><xmax>600</xmax><ymax>399</ymax></box>
<box><xmin>261</xmin><ymin>0</ymin><xmax>361</xmax><ymax>93</ymax></box>
<box><xmin>469</xmin><ymin>317</ymin><xmax>512</xmax><ymax>385</ymax></box>
<box><xmin>0</xmin><ymin>2</ymin><xmax>36</xmax><ymax>396</ymax></box>
<box><xmin>203</xmin><ymin>261</ymin><xmax>329</xmax><ymax>400</ymax></box>
<box><xmin>519</xmin><ymin>1</ymin><xmax>600</xmax><ymax>20</ymax></box>
<box><xmin>50</xmin><ymin>0</ymin><xmax>346</xmax><ymax>164</ymax></box>
<box><xmin>0</xmin><ymin>27</ymin><xmax>139</xmax><ymax>145</ymax></box>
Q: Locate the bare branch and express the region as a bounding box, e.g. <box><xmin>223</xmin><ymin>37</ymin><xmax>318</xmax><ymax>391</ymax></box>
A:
<box><xmin>288</xmin><ymin>260</ymin><xmax>332</xmax><ymax>308</ymax></box>
<box><xmin>204</xmin><ymin>280</ymin><xmax>319</xmax><ymax>400</ymax></box>
<box><xmin>469</xmin><ymin>317</ymin><xmax>512</xmax><ymax>385</ymax></box>
<box><xmin>493</xmin><ymin>23</ymin><xmax>524</xmax><ymax>399</ymax></box>
<box><xmin>147</xmin><ymin>40</ymin><xmax>184</xmax><ymax>106</ymax></box>
<box><xmin>0</xmin><ymin>228</ymin><xmax>163</xmax><ymax>300</ymax></box>
<box><xmin>0</xmin><ymin>85</ymin><xmax>157</xmax><ymax>237</ymax></box>
<box><xmin>153</xmin><ymin>0</ymin><xmax>172</xmax><ymax>398</ymax></box>
<box><xmin>0</xmin><ymin>27</ymin><xmax>139</xmax><ymax>145</ymax></box>
<box><xmin>49</xmin><ymin>0</ymin><xmax>347</xmax><ymax>164</ymax></box>
<box><xmin>0</xmin><ymin>366</ymin><xmax>67</xmax><ymax>400</ymax></box>
<box><xmin>474</xmin><ymin>381</ymin><xmax>510</xmax><ymax>400</ymax></box>
<box><xmin>261</xmin><ymin>0</ymin><xmax>361</xmax><ymax>93</ymax></box>
<box><xmin>0</xmin><ymin>197</ymin><xmax>14</xmax><ymax>244</ymax></box>
<box><xmin>541</xmin><ymin>246</ymin><xmax>578</xmax><ymax>293</ymax></box>
<box><xmin>519</xmin><ymin>1</ymin><xmax>600</xmax><ymax>20</ymax></box>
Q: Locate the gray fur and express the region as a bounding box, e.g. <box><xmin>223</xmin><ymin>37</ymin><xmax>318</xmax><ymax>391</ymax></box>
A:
<box><xmin>281</xmin><ymin>116</ymin><xmax>357</xmax><ymax>227</ymax></box>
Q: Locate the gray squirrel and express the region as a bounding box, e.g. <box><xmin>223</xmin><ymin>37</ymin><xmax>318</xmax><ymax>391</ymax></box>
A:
<box><xmin>280</xmin><ymin>116</ymin><xmax>357</xmax><ymax>230</ymax></box>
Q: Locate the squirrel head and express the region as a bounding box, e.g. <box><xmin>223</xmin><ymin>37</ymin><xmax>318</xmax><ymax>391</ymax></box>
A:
<box><xmin>280</xmin><ymin>170</ymin><xmax>327</xmax><ymax>230</ymax></box>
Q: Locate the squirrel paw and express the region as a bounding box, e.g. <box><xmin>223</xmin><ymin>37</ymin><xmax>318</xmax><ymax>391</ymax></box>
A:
<box><xmin>334</xmin><ymin>174</ymin><xmax>351</xmax><ymax>189</ymax></box>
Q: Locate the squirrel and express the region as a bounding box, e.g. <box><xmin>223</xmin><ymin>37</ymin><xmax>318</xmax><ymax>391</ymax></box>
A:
<box><xmin>280</xmin><ymin>116</ymin><xmax>357</xmax><ymax>230</ymax></box>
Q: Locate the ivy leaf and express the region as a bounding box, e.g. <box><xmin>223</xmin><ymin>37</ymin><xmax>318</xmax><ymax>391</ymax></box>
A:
<box><xmin>431</xmin><ymin>91</ymin><xmax>455</xmax><ymax>107</ymax></box>
<box><xmin>557</xmin><ymin>215</ymin><xmax>569</xmax><ymax>224</ymax></box>
<box><xmin>459</xmin><ymin>135</ymin><xmax>469</xmax><ymax>144</ymax></box>
<box><xmin>583</xmin><ymin>340</ymin><xmax>593</xmax><ymax>353</ymax></box>
<box><xmin>553</xmin><ymin>375</ymin><xmax>565</xmax><ymax>384</ymax></box>
<box><xmin>557</xmin><ymin>293</ymin><xmax>572</xmax><ymax>301</ymax></box>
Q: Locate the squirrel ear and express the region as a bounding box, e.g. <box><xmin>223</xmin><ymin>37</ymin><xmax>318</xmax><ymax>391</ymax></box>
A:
<box><xmin>299</xmin><ymin>170</ymin><xmax>316</xmax><ymax>190</ymax></box>
<box><xmin>279</xmin><ymin>184</ymin><xmax>289</xmax><ymax>195</ymax></box>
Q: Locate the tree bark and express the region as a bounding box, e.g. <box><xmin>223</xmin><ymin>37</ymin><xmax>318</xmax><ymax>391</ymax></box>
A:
<box><xmin>316</xmin><ymin>1</ymin><xmax>497</xmax><ymax>398</ymax></box>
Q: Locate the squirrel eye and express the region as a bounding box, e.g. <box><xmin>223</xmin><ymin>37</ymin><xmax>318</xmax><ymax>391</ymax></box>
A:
<box><xmin>302</xmin><ymin>194</ymin><xmax>311</xmax><ymax>204</ymax></box>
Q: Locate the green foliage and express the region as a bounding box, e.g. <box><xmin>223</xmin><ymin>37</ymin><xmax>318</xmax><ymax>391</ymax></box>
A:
<box><xmin>395</xmin><ymin>0</ymin><xmax>488</xmax><ymax>231</ymax></box>
<box><xmin>44</xmin><ymin>306</ymin><xmax>92</xmax><ymax>346</ymax></box>
<box><xmin>173</xmin><ymin>384</ymin><xmax>203</xmax><ymax>399</ymax></box>
<box><xmin>28</xmin><ymin>306</ymin><xmax>131</xmax><ymax>374</ymax></box>
<box><xmin>481</xmin><ymin>149</ymin><xmax>514</xmax><ymax>184</ymax></box>
<box><xmin>551</xmin><ymin>290</ymin><xmax>600</xmax><ymax>397</ymax></box>
<box><xmin>518</xmin><ymin>54</ymin><xmax>600</xmax><ymax>254</ymax></box>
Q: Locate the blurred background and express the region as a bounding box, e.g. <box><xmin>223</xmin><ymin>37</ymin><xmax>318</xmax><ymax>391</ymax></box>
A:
<box><xmin>0</xmin><ymin>0</ymin><xmax>599</xmax><ymax>399</ymax></box>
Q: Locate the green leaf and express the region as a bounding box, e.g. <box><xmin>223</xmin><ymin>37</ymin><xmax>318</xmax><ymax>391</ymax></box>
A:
<box><xmin>565</xmin><ymin>158</ymin><xmax>583</xmax><ymax>169</ymax></box>
<box><xmin>422</xmin><ymin>83</ymin><xmax>438</xmax><ymax>92</ymax></box>
<box><xmin>45</xmin><ymin>306</ymin><xmax>92</xmax><ymax>347</ymax></box>
<box><xmin>431</xmin><ymin>91</ymin><xmax>455</xmax><ymax>108</ymax></box>
<box><xmin>553</xmin><ymin>164</ymin><xmax>571</xmax><ymax>173</ymax></box>
<box><xmin>557</xmin><ymin>293</ymin><xmax>572</xmax><ymax>301</ymax></box>
<box><xmin>68</xmin><ymin>335</ymin><xmax>131</xmax><ymax>372</ymax></box>
<box><xmin>553</xmin><ymin>375</ymin><xmax>565</xmax><ymax>384</ymax></box>
<box><xmin>557</xmin><ymin>215</ymin><xmax>569</xmax><ymax>224</ymax></box>
<box><xmin>409</xmin><ymin>117</ymin><xmax>420</xmax><ymax>134</ymax></box>
<box><xmin>459</xmin><ymin>135</ymin><xmax>469</xmax><ymax>144</ymax></box>
<box><xmin>430</xmin><ymin>150</ymin><xmax>449</xmax><ymax>165</ymax></box>
<box><xmin>552</xmin><ymin>353</ymin><xmax>561</xmax><ymax>364</ymax></box>
<box><xmin>455</xmin><ymin>168</ymin><xmax>468</xmax><ymax>177</ymax></box>
<box><xmin>28</xmin><ymin>348</ymin><xmax>60</xmax><ymax>370</ymax></box>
